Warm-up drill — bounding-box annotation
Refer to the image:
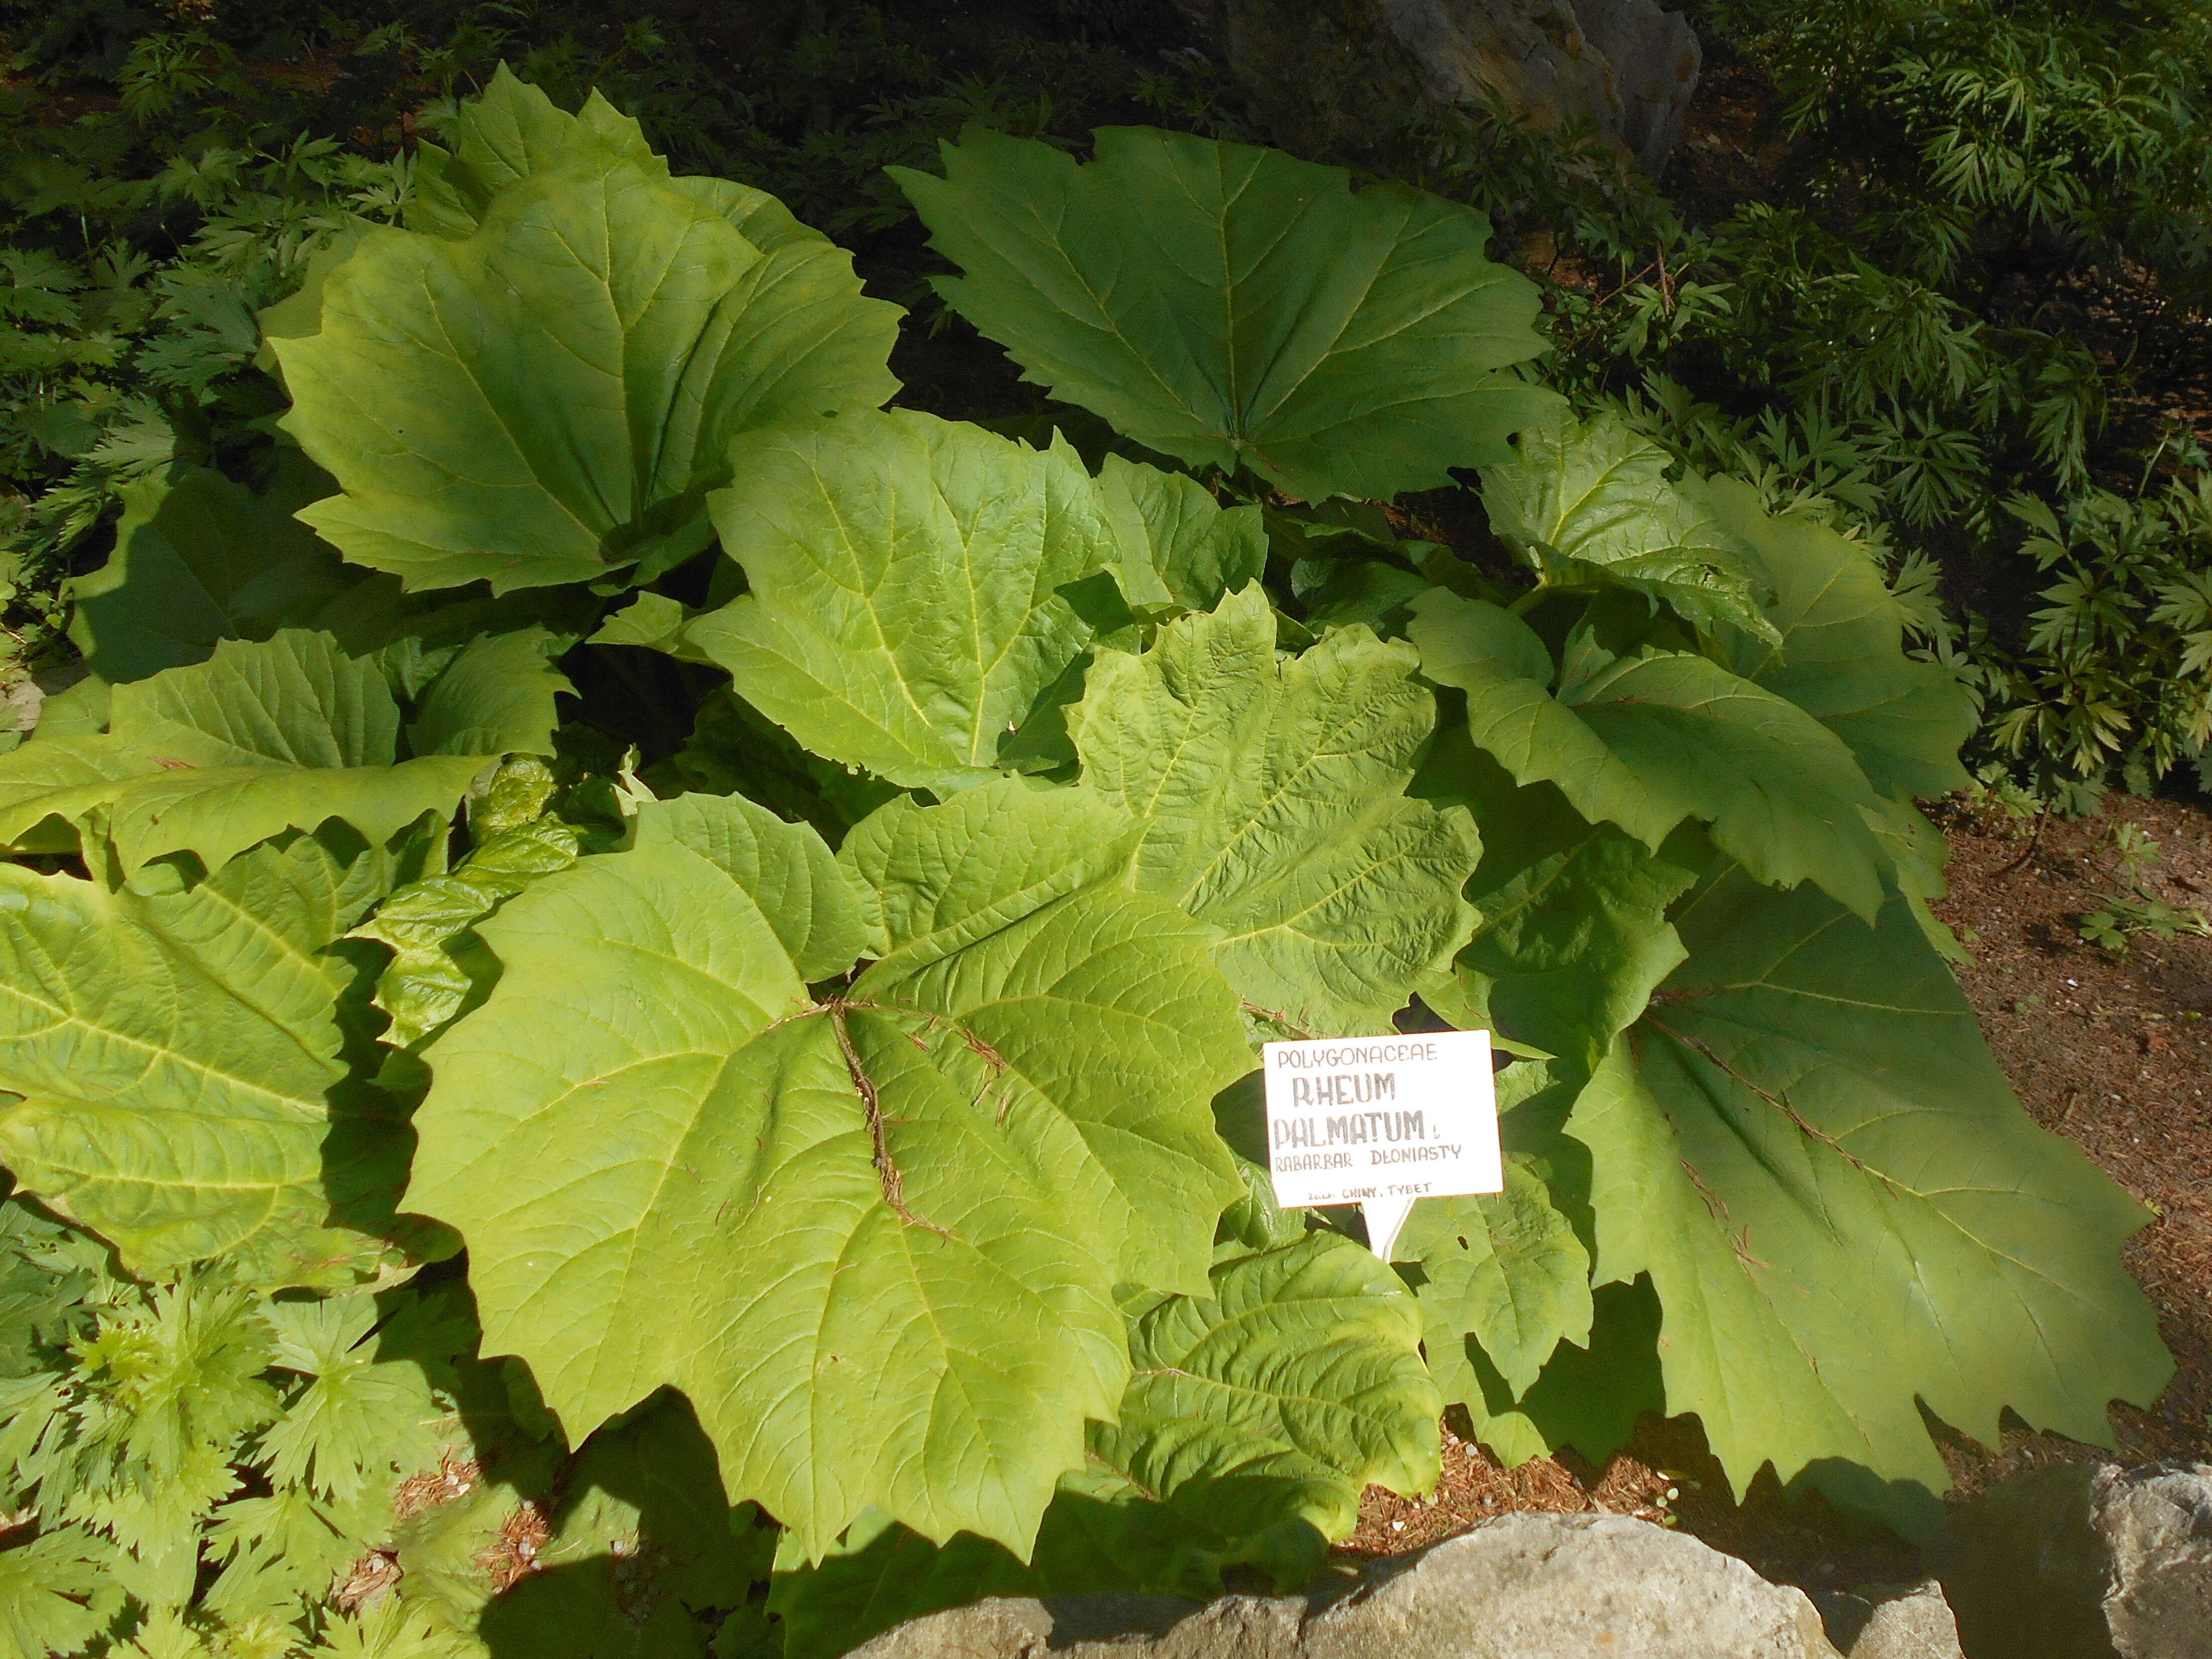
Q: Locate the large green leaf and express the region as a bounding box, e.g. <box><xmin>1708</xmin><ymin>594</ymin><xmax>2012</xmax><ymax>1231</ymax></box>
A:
<box><xmin>1096</xmin><ymin>1229</ymin><xmax>1439</xmax><ymax>1543</ymax></box>
<box><xmin>0</xmin><ymin>835</ymin><xmax>416</xmax><ymax>1287</ymax></box>
<box><xmin>1095</xmin><ymin>455</ymin><xmax>1266</xmax><ymax>614</ymax></box>
<box><xmin>1702</xmin><ymin>477</ymin><xmax>1974</xmax><ymax>800</ymax></box>
<box><xmin>1068</xmin><ymin>585</ymin><xmax>1480</xmax><ymax>1035</ymax></box>
<box><xmin>405</xmin><ymin>66</ymin><xmax>661</xmax><ymax>238</ymax></box>
<box><xmin>635</xmin><ymin>790</ymin><xmax>871</xmax><ymax>981</ymax></box>
<box><xmin>1396</xmin><ymin>1159</ymin><xmax>1591</xmax><ymax>1404</ymax></box>
<box><xmin>892</xmin><ymin>127</ymin><xmax>1559</xmax><ymax>501</ymax></box>
<box><xmin>687</xmin><ymin>411</ymin><xmax>1128</xmax><ymax>793</ymax></box>
<box><xmin>407</xmin><ymin>64</ymin><xmax>836</xmax><ymax>260</ymax></box>
<box><xmin>1573</xmin><ymin>863</ymin><xmax>2171</xmax><ymax>1534</ymax></box>
<box><xmin>0</xmin><ymin>630</ymin><xmax>565</xmax><ymax>877</ymax></box>
<box><xmin>406</xmin><ymin>783</ymin><xmax>1250</xmax><ymax>1559</ymax></box>
<box><xmin>1481</xmin><ymin>412</ymin><xmax>1780</xmax><ymax>644</ymax></box>
<box><xmin>273</xmin><ymin>141</ymin><xmax>899</xmax><ymax>595</ymax></box>
<box><xmin>65</xmin><ymin>465</ymin><xmax>362</xmax><ymax>686</ymax></box>
<box><xmin>1408</xmin><ymin>589</ymin><xmax>1894</xmax><ymax>920</ymax></box>
<box><xmin>1412</xmin><ymin>731</ymin><xmax>1694</xmax><ymax>1075</ymax></box>
<box><xmin>771</xmin><ymin>1231</ymin><xmax>1437</xmax><ymax>1659</ymax></box>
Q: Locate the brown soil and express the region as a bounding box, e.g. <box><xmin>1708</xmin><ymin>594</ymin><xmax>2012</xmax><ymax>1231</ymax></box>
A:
<box><xmin>1926</xmin><ymin>791</ymin><xmax>2212</xmax><ymax>1478</ymax></box>
<box><xmin>1343</xmin><ymin>793</ymin><xmax>2212</xmax><ymax>1589</ymax></box>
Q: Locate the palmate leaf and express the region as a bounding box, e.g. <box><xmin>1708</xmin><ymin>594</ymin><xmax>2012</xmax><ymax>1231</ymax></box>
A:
<box><xmin>687</xmin><ymin>411</ymin><xmax>1128</xmax><ymax>792</ymax></box>
<box><xmin>893</xmin><ymin>127</ymin><xmax>1559</xmax><ymax>501</ymax></box>
<box><xmin>1482</xmin><ymin>412</ymin><xmax>1781</xmax><ymax>644</ymax></box>
<box><xmin>273</xmin><ymin>135</ymin><xmax>898</xmax><ymax>595</ymax></box>
<box><xmin>0</xmin><ymin>836</ymin><xmax>416</xmax><ymax>1286</ymax></box>
<box><xmin>0</xmin><ymin>1526</ymin><xmax>110</xmax><ymax>1659</ymax></box>
<box><xmin>1702</xmin><ymin>477</ymin><xmax>1975</xmax><ymax>800</ymax></box>
<box><xmin>1396</xmin><ymin>1158</ymin><xmax>1591</xmax><ymax>1404</ymax></box>
<box><xmin>406</xmin><ymin>784</ymin><xmax>1250</xmax><ymax>1560</ymax></box>
<box><xmin>307</xmin><ymin>1598</ymin><xmax>484</xmax><ymax>1659</ymax></box>
<box><xmin>42</xmin><ymin>1275</ymin><xmax>280</xmax><ymax>1570</ymax></box>
<box><xmin>771</xmin><ymin>1231</ymin><xmax>1437</xmax><ymax>1659</ymax></box>
<box><xmin>1412</xmin><ymin>732</ymin><xmax>1694</xmax><ymax>1076</ymax></box>
<box><xmin>1068</xmin><ymin>585</ymin><xmax>1481</xmax><ymax>1035</ymax></box>
<box><xmin>1095</xmin><ymin>455</ymin><xmax>1267</xmax><ymax>614</ymax></box>
<box><xmin>0</xmin><ymin>630</ymin><xmax>564</xmax><ymax>878</ymax></box>
<box><xmin>257</xmin><ymin>1294</ymin><xmax>452</xmax><ymax>1504</ymax></box>
<box><xmin>409</xmin><ymin>63</ymin><xmax>842</xmax><ymax>263</ymax></box>
<box><xmin>1573</xmin><ymin>862</ymin><xmax>2171</xmax><ymax>1534</ymax></box>
<box><xmin>405</xmin><ymin>65</ymin><xmax>661</xmax><ymax>239</ymax></box>
<box><xmin>1096</xmin><ymin>1230</ymin><xmax>1439</xmax><ymax>1549</ymax></box>
<box><xmin>0</xmin><ymin>1199</ymin><xmax>108</xmax><ymax>1381</ymax></box>
<box><xmin>1408</xmin><ymin>589</ymin><xmax>1894</xmax><ymax>920</ymax></box>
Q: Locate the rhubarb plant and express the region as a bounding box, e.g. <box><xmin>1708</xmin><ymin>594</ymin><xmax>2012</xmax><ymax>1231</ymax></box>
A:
<box><xmin>0</xmin><ymin>77</ymin><xmax>2169</xmax><ymax>1659</ymax></box>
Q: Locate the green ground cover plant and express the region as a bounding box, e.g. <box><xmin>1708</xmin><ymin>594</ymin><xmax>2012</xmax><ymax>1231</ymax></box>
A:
<box><xmin>0</xmin><ymin>67</ymin><xmax>2174</xmax><ymax>1659</ymax></box>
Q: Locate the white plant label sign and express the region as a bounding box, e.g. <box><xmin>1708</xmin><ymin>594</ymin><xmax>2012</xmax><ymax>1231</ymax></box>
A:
<box><xmin>1260</xmin><ymin>1029</ymin><xmax>1502</xmax><ymax>1261</ymax></box>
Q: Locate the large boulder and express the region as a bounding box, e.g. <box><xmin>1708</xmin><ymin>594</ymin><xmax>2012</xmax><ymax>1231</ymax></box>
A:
<box><xmin>1925</xmin><ymin>1459</ymin><xmax>2212</xmax><ymax>1658</ymax></box>
<box><xmin>1170</xmin><ymin>0</ymin><xmax>1700</xmax><ymax>173</ymax></box>
<box><xmin>1572</xmin><ymin>0</ymin><xmax>1701</xmax><ymax>171</ymax></box>
<box><xmin>849</xmin><ymin>1512</ymin><xmax>1842</xmax><ymax>1657</ymax></box>
<box><xmin>1811</xmin><ymin>1580</ymin><xmax>1966</xmax><ymax>1659</ymax></box>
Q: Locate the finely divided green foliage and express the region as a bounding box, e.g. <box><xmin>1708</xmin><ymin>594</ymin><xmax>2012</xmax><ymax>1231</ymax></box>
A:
<box><xmin>894</xmin><ymin>126</ymin><xmax>1562</xmax><ymax>500</ymax></box>
<box><xmin>0</xmin><ymin>70</ymin><xmax>2173</xmax><ymax>1659</ymax></box>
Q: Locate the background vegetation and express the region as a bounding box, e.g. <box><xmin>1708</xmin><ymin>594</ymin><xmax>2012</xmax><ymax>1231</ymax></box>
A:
<box><xmin>8</xmin><ymin>0</ymin><xmax>2212</xmax><ymax>803</ymax></box>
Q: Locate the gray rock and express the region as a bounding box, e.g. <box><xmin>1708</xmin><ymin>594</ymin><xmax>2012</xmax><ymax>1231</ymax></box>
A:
<box><xmin>1169</xmin><ymin>1</ymin><xmax>1700</xmax><ymax>173</ymax></box>
<box><xmin>850</xmin><ymin>1512</ymin><xmax>1843</xmax><ymax>1657</ymax></box>
<box><xmin>1925</xmin><ymin>1459</ymin><xmax>2212</xmax><ymax>1659</ymax></box>
<box><xmin>1811</xmin><ymin>1580</ymin><xmax>1965</xmax><ymax>1659</ymax></box>
<box><xmin>1571</xmin><ymin>0</ymin><xmax>1701</xmax><ymax>171</ymax></box>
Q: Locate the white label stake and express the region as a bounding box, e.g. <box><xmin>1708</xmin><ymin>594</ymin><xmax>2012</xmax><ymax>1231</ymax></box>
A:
<box><xmin>1260</xmin><ymin>1029</ymin><xmax>1502</xmax><ymax>1262</ymax></box>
